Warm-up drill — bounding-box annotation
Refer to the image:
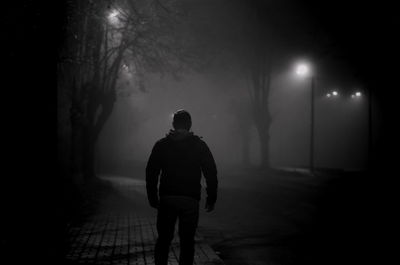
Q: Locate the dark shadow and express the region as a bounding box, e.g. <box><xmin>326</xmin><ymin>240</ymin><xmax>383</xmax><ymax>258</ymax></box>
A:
<box><xmin>289</xmin><ymin>171</ymin><xmax>376</xmax><ymax>265</ymax></box>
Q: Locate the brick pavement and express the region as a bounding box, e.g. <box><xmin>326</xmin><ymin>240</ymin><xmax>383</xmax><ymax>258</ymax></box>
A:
<box><xmin>65</xmin><ymin>212</ymin><xmax>224</xmax><ymax>265</ymax></box>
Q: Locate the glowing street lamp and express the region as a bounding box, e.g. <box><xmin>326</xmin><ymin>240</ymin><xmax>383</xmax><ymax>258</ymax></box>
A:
<box><xmin>350</xmin><ymin>91</ymin><xmax>362</xmax><ymax>99</ymax></box>
<box><xmin>108</xmin><ymin>9</ymin><xmax>121</xmax><ymax>25</ymax></box>
<box><xmin>294</xmin><ymin>61</ymin><xmax>315</xmax><ymax>174</ymax></box>
<box><xmin>326</xmin><ymin>90</ymin><xmax>339</xmax><ymax>99</ymax></box>
<box><xmin>295</xmin><ymin>63</ymin><xmax>310</xmax><ymax>77</ymax></box>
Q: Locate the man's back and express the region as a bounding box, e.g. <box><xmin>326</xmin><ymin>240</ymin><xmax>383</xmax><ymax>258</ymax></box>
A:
<box><xmin>145</xmin><ymin>110</ymin><xmax>218</xmax><ymax>265</ymax></box>
<box><xmin>146</xmin><ymin>130</ymin><xmax>217</xmax><ymax>204</ymax></box>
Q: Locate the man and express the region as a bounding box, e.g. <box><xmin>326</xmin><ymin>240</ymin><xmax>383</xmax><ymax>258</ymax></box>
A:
<box><xmin>146</xmin><ymin>109</ymin><xmax>218</xmax><ymax>265</ymax></box>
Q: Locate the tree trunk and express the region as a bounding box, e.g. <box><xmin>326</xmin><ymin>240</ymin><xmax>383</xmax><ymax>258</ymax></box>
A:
<box><xmin>254</xmin><ymin>113</ymin><xmax>271</xmax><ymax>169</ymax></box>
<box><xmin>81</xmin><ymin>87</ymin><xmax>116</xmax><ymax>183</ymax></box>
<box><xmin>241</xmin><ymin>129</ymin><xmax>251</xmax><ymax>166</ymax></box>
<box><xmin>249</xmin><ymin>63</ymin><xmax>272</xmax><ymax>169</ymax></box>
<box><xmin>248</xmin><ymin>49</ymin><xmax>272</xmax><ymax>169</ymax></box>
<box><xmin>82</xmin><ymin>132</ymin><xmax>96</xmax><ymax>181</ymax></box>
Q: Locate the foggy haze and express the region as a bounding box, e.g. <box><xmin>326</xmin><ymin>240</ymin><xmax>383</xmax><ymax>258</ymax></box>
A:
<box><xmin>98</xmin><ymin>68</ymin><xmax>370</xmax><ymax>172</ymax></box>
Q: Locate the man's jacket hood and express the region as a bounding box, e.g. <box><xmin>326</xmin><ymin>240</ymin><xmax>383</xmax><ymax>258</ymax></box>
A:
<box><xmin>166</xmin><ymin>129</ymin><xmax>197</xmax><ymax>141</ymax></box>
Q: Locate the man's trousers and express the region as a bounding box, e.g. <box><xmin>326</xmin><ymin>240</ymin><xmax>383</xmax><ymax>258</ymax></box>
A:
<box><xmin>155</xmin><ymin>196</ymin><xmax>199</xmax><ymax>265</ymax></box>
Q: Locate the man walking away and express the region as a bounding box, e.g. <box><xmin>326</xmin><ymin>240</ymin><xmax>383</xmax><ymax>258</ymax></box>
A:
<box><xmin>146</xmin><ymin>109</ymin><xmax>218</xmax><ymax>265</ymax></box>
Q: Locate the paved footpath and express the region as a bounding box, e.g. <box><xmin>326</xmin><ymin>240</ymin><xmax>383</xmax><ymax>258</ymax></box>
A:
<box><xmin>65</xmin><ymin>176</ymin><xmax>224</xmax><ymax>265</ymax></box>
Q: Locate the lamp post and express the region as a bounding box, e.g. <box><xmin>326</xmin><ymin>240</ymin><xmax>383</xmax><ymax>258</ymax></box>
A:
<box><xmin>295</xmin><ymin>62</ymin><xmax>315</xmax><ymax>174</ymax></box>
<box><xmin>310</xmin><ymin>76</ymin><xmax>315</xmax><ymax>174</ymax></box>
<box><xmin>351</xmin><ymin>90</ymin><xmax>372</xmax><ymax>168</ymax></box>
<box><xmin>367</xmin><ymin>88</ymin><xmax>372</xmax><ymax>167</ymax></box>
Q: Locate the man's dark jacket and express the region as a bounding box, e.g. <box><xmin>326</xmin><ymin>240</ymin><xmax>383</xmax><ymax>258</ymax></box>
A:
<box><xmin>146</xmin><ymin>130</ymin><xmax>218</xmax><ymax>206</ymax></box>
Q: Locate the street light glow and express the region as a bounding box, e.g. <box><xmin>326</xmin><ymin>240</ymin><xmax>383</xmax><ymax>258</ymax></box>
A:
<box><xmin>332</xmin><ymin>91</ymin><xmax>338</xmax><ymax>96</ymax></box>
<box><xmin>295</xmin><ymin>63</ymin><xmax>310</xmax><ymax>77</ymax></box>
<box><xmin>108</xmin><ymin>9</ymin><xmax>120</xmax><ymax>24</ymax></box>
<box><xmin>326</xmin><ymin>93</ymin><xmax>332</xmax><ymax>98</ymax></box>
<box><xmin>355</xmin><ymin>91</ymin><xmax>362</xmax><ymax>97</ymax></box>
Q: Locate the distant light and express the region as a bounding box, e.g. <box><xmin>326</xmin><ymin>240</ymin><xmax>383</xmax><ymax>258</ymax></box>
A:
<box><xmin>295</xmin><ymin>63</ymin><xmax>310</xmax><ymax>77</ymax></box>
<box><xmin>108</xmin><ymin>9</ymin><xmax>120</xmax><ymax>24</ymax></box>
<box><xmin>326</xmin><ymin>93</ymin><xmax>332</xmax><ymax>98</ymax></box>
<box><xmin>332</xmin><ymin>91</ymin><xmax>339</xmax><ymax>96</ymax></box>
<box><xmin>351</xmin><ymin>94</ymin><xmax>355</xmax><ymax>98</ymax></box>
<box><xmin>355</xmin><ymin>91</ymin><xmax>362</xmax><ymax>97</ymax></box>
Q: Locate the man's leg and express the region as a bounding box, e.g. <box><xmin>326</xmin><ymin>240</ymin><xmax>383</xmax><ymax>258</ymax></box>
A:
<box><xmin>178</xmin><ymin>198</ymin><xmax>199</xmax><ymax>265</ymax></box>
<box><xmin>155</xmin><ymin>199</ymin><xmax>178</xmax><ymax>265</ymax></box>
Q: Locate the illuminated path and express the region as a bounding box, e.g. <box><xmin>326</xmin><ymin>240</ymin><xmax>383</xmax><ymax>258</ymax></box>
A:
<box><xmin>65</xmin><ymin>175</ymin><xmax>224</xmax><ymax>265</ymax></box>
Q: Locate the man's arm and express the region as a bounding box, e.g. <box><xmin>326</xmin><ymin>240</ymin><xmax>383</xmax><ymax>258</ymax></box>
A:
<box><xmin>200</xmin><ymin>141</ymin><xmax>218</xmax><ymax>211</ymax></box>
<box><xmin>146</xmin><ymin>141</ymin><xmax>162</xmax><ymax>208</ymax></box>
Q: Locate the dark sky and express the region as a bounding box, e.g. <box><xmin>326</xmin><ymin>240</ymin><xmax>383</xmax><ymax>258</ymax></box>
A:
<box><xmin>297</xmin><ymin>0</ymin><xmax>398</xmax><ymax>83</ymax></box>
<box><xmin>185</xmin><ymin>0</ymin><xmax>399</xmax><ymax>94</ymax></box>
<box><xmin>243</xmin><ymin>0</ymin><xmax>398</xmax><ymax>80</ymax></box>
<box><xmin>248</xmin><ymin>1</ymin><xmax>399</xmax><ymax>165</ymax></box>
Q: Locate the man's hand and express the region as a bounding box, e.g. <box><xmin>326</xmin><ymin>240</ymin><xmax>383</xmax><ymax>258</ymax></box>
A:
<box><xmin>205</xmin><ymin>201</ymin><xmax>215</xmax><ymax>212</ymax></box>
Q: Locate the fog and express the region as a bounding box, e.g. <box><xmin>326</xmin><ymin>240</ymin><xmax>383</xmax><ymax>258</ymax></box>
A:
<box><xmin>79</xmin><ymin>0</ymin><xmax>380</xmax><ymax>176</ymax></box>
<box><xmin>97</xmin><ymin>66</ymin><xmax>371</xmax><ymax>173</ymax></box>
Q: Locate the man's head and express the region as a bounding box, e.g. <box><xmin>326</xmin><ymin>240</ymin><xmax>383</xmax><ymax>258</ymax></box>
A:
<box><xmin>172</xmin><ymin>109</ymin><xmax>192</xmax><ymax>131</ymax></box>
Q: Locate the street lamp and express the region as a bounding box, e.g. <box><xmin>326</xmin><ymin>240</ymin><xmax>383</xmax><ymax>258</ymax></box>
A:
<box><xmin>108</xmin><ymin>9</ymin><xmax>121</xmax><ymax>25</ymax></box>
<box><xmin>350</xmin><ymin>89</ymin><xmax>372</xmax><ymax>167</ymax></box>
<box><xmin>294</xmin><ymin>61</ymin><xmax>315</xmax><ymax>174</ymax></box>
<box><xmin>351</xmin><ymin>91</ymin><xmax>362</xmax><ymax>98</ymax></box>
<box><xmin>295</xmin><ymin>63</ymin><xmax>310</xmax><ymax>76</ymax></box>
<box><xmin>326</xmin><ymin>89</ymin><xmax>341</xmax><ymax>99</ymax></box>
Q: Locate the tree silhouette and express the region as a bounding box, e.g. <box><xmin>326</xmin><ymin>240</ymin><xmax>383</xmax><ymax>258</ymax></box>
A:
<box><xmin>58</xmin><ymin>0</ymin><xmax>199</xmax><ymax>184</ymax></box>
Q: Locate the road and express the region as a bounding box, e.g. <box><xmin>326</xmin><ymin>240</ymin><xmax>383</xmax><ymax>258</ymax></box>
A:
<box><xmin>99</xmin><ymin>167</ymin><xmax>372</xmax><ymax>265</ymax></box>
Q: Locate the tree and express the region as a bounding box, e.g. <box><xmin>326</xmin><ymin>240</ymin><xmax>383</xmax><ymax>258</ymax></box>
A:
<box><xmin>209</xmin><ymin>0</ymin><xmax>276</xmax><ymax>169</ymax></box>
<box><xmin>58</xmin><ymin>0</ymin><xmax>198</xmax><ymax>185</ymax></box>
<box><xmin>243</xmin><ymin>3</ymin><xmax>274</xmax><ymax>169</ymax></box>
<box><xmin>228</xmin><ymin>98</ymin><xmax>253</xmax><ymax>166</ymax></box>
